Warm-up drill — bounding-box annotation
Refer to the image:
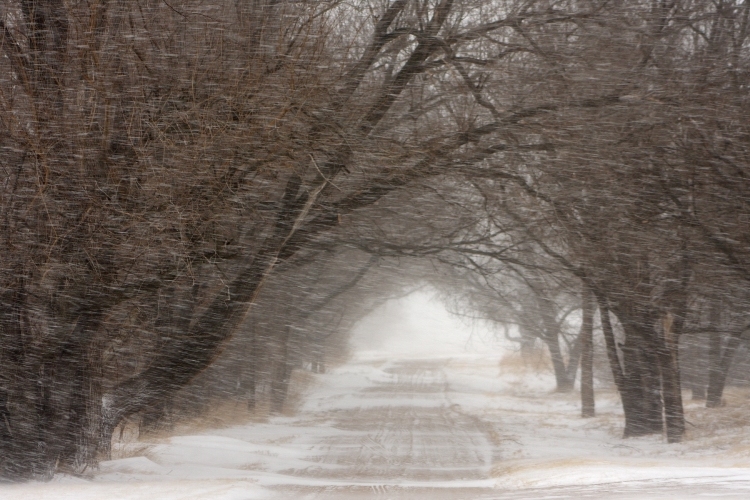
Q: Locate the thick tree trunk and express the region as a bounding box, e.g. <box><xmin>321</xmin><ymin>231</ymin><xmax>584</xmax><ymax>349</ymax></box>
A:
<box><xmin>597</xmin><ymin>294</ymin><xmax>662</xmax><ymax>437</ymax></box>
<box><xmin>624</xmin><ymin>325</ymin><xmax>664</xmax><ymax>437</ymax></box>
<box><xmin>619</xmin><ymin>337</ymin><xmax>657</xmax><ymax>437</ymax></box>
<box><xmin>580</xmin><ymin>285</ymin><xmax>595</xmax><ymax>418</ymax></box>
<box><xmin>610</xmin><ymin>300</ymin><xmax>663</xmax><ymax>437</ymax></box>
<box><xmin>659</xmin><ymin>314</ymin><xmax>685</xmax><ymax>443</ymax></box>
<box><xmin>1</xmin><ymin>291</ymin><xmax>105</xmax><ymax>479</ymax></box>
<box><xmin>660</xmin><ymin>351</ymin><xmax>684</xmax><ymax>442</ymax></box>
<box><xmin>596</xmin><ymin>295</ymin><xmax>641</xmax><ymax>435</ymax></box>
<box><xmin>659</xmin><ymin>244</ymin><xmax>689</xmax><ymax>442</ymax></box>
<box><xmin>545</xmin><ymin>335</ymin><xmax>574</xmax><ymax>392</ymax></box>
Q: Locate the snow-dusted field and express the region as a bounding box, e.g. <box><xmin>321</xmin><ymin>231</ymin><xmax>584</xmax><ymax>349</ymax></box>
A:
<box><xmin>4</xmin><ymin>353</ymin><xmax>750</xmax><ymax>499</ymax></box>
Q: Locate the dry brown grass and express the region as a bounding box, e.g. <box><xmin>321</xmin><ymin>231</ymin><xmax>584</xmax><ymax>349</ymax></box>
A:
<box><xmin>109</xmin><ymin>416</ymin><xmax>148</xmax><ymax>460</ymax></box>
<box><xmin>166</xmin><ymin>370</ymin><xmax>317</xmax><ymax>434</ymax></box>
<box><xmin>110</xmin><ymin>368</ymin><xmax>321</xmax><ymax>458</ymax></box>
<box><xmin>174</xmin><ymin>400</ymin><xmax>269</xmax><ymax>435</ymax></box>
<box><xmin>498</xmin><ymin>348</ymin><xmax>553</xmax><ymax>375</ymax></box>
<box><xmin>279</xmin><ymin>369</ymin><xmax>319</xmax><ymax>416</ymax></box>
<box><xmin>683</xmin><ymin>387</ymin><xmax>750</xmax><ymax>443</ymax></box>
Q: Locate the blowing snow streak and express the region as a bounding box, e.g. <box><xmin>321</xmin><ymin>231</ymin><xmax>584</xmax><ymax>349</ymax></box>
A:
<box><xmin>4</xmin><ymin>0</ymin><xmax>750</xmax><ymax>497</ymax></box>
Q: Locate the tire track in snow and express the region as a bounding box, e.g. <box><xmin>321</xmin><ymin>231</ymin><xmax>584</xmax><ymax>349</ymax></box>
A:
<box><xmin>283</xmin><ymin>359</ymin><xmax>498</xmax><ymax>497</ymax></box>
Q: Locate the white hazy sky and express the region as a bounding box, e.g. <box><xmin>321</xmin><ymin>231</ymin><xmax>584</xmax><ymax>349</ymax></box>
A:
<box><xmin>349</xmin><ymin>288</ymin><xmax>503</xmax><ymax>359</ymax></box>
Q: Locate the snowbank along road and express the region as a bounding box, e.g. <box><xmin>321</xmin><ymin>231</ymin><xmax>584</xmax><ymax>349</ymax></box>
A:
<box><xmin>5</xmin><ymin>355</ymin><xmax>750</xmax><ymax>499</ymax></box>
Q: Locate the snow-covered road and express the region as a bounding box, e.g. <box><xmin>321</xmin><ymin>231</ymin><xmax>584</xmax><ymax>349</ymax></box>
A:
<box><xmin>5</xmin><ymin>355</ymin><xmax>750</xmax><ymax>499</ymax></box>
<box><xmin>271</xmin><ymin>359</ymin><xmax>498</xmax><ymax>498</ymax></box>
<box><xmin>269</xmin><ymin>357</ymin><xmax>750</xmax><ymax>499</ymax></box>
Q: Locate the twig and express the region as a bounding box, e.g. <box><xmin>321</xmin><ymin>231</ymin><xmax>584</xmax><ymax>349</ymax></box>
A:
<box><xmin>310</xmin><ymin>154</ymin><xmax>343</xmax><ymax>192</ymax></box>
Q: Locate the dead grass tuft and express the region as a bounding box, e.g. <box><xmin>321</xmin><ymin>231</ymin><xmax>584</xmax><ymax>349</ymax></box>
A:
<box><xmin>684</xmin><ymin>387</ymin><xmax>750</xmax><ymax>443</ymax></box>
<box><xmin>279</xmin><ymin>369</ymin><xmax>320</xmax><ymax>416</ymax></box>
<box><xmin>173</xmin><ymin>400</ymin><xmax>271</xmax><ymax>435</ymax></box>
<box><xmin>498</xmin><ymin>348</ymin><xmax>552</xmax><ymax>375</ymax></box>
<box><xmin>111</xmin><ymin>368</ymin><xmax>321</xmax><ymax>455</ymax></box>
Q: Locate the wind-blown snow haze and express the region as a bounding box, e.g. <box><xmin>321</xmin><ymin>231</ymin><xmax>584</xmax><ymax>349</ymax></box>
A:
<box><xmin>2</xmin><ymin>1</ymin><xmax>750</xmax><ymax>498</ymax></box>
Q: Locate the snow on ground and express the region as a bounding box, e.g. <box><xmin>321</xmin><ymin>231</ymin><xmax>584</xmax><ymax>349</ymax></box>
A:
<box><xmin>5</xmin><ymin>292</ymin><xmax>750</xmax><ymax>499</ymax></box>
<box><xmin>4</xmin><ymin>353</ymin><xmax>750</xmax><ymax>499</ymax></box>
<box><xmin>444</xmin><ymin>354</ymin><xmax>750</xmax><ymax>494</ymax></box>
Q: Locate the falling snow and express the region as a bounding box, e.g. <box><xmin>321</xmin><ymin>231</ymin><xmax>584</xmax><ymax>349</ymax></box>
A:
<box><xmin>2</xmin><ymin>1</ymin><xmax>750</xmax><ymax>498</ymax></box>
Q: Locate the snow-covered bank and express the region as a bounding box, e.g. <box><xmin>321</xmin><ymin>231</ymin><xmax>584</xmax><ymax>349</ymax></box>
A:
<box><xmin>4</xmin><ymin>354</ymin><xmax>750</xmax><ymax>499</ymax></box>
<box><xmin>0</xmin><ymin>479</ymin><xmax>268</xmax><ymax>500</ymax></box>
<box><xmin>441</xmin><ymin>354</ymin><xmax>750</xmax><ymax>495</ymax></box>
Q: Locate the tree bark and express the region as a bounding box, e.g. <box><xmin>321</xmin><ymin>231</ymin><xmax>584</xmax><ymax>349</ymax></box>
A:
<box><xmin>659</xmin><ymin>313</ymin><xmax>685</xmax><ymax>443</ymax></box>
<box><xmin>580</xmin><ymin>284</ymin><xmax>595</xmax><ymax>418</ymax></box>
<box><xmin>683</xmin><ymin>333</ymin><xmax>707</xmax><ymax>400</ymax></box>
<box><xmin>535</xmin><ymin>289</ymin><xmax>573</xmax><ymax>392</ymax></box>
<box><xmin>1</xmin><ymin>293</ymin><xmax>105</xmax><ymax>479</ymax></box>
<box><xmin>595</xmin><ymin>294</ymin><xmax>639</xmax><ymax>434</ymax></box>
<box><xmin>246</xmin><ymin>324</ymin><xmax>259</xmax><ymax>411</ymax></box>
<box><xmin>707</xmin><ymin>321</ymin><xmax>723</xmax><ymax>407</ymax></box>
<box><xmin>610</xmin><ymin>302</ymin><xmax>663</xmax><ymax>437</ymax></box>
<box><xmin>105</xmin><ymin>174</ymin><xmax>307</xmax><ymax>433</ymax></box>
<box><xmin>565</xmin><ymin>331</ymin><xmax>584</xmax><ymax>388</ymax></box>
<box><xmin>706</xmin><ymin>330</ymin><xmax>743</xmax><ymax>408</ymax></box>
<box><xmin>545</xmin><ymin>335</ymin><xmax>574</xmax><ymax>392</ymax></box>
<box><xmin>270</xmin><ymin>326</ymin><xmax>293</xmax><ymax>414</ymax></box>
<box><xmin>596</xmin><ymin>294</ymin><xmax>662</xmax><ymax>437</ymax></box>
<box><xmin>627</xmin><ymin>325</ymin><xmax>664</xmax><ymax>436</ymax></box>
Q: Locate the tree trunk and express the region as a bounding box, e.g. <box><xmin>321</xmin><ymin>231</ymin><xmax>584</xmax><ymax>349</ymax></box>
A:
<box><xmin>596</xmin><ymin>294</ymin><xmax>639</xmax><ymax>434</ymax></box>
<box><xmin>596</xmin><ymin>294</ymin><xmax>662</xmax><ymax>437</ymax></box>
<box><xmin>619</xmin><ymin>337</ymin><xmax>655</xmax><ymax>437</ymax></box>
<box><xmin>659</xmin><ymin>313</ymin><xmax>685</xmax><ymax>443</ymax></box>
<box><xmin>1</xmin><ymin>291</ymin><xmax>105</xmax><ymax>479</ymax></box>
<box><xmin>704</xmin><ymin>298</ymin><xmax>741</xmax><ymax>409</ymax></box>
<box><xmin>580</xmin><ymin>285</ymin><xmax>595</xmax><ymax>418</ymax></box>
<box><xmin>659</xmin><ymin>243</ymin><xmax>690</xmax><ymax>442</ymax></box>
<box><xmin>596</xmin><ymin>294</ymin><xmax>624</xmax><ymax>388</ymax></box>
<box><xmin>271</xmin><ymin>326</ymin><xmax>293</xmax><ymax>414</ymax></box>
<box><xmin>247</xmin><ymin>325</ymin><xmax>259</xmax><ymax>411</ymax></box>
<box><xmin>535</xmin><ymin>290</ymin><xmax>573</xmax><ymax>392</ymax></box>
<box><xmin>545</xmin><ymin>335</ymin><xmax>574</xmax><ymax>392</ymax></box>
<box><xmin>565</xmin><ymin>332</ymin><xmax>584</xmax><ymax>388</ymax></box>
<box><xmin>610</xmin><ymin>301</ymin><xmax>663</xmax><ymax>437</ymax></box>
<box><xmin>706</xmin><ymin>331</ymin><xmax>743</xmax><ymax>408</ymax></box>
<box><xmin>683</xmin><ymin>333</ymin><xmax>707</xmax><ymax>400</ymax></box>
<box><xmin>626</xmin><ymin>325</ymin><xmax>664</xmax><ymax>436</ymax></box>
<box><xmin>706</xmin><ymin>323</ymin><xmax>723</xmax><ymax>407</ymax></box>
